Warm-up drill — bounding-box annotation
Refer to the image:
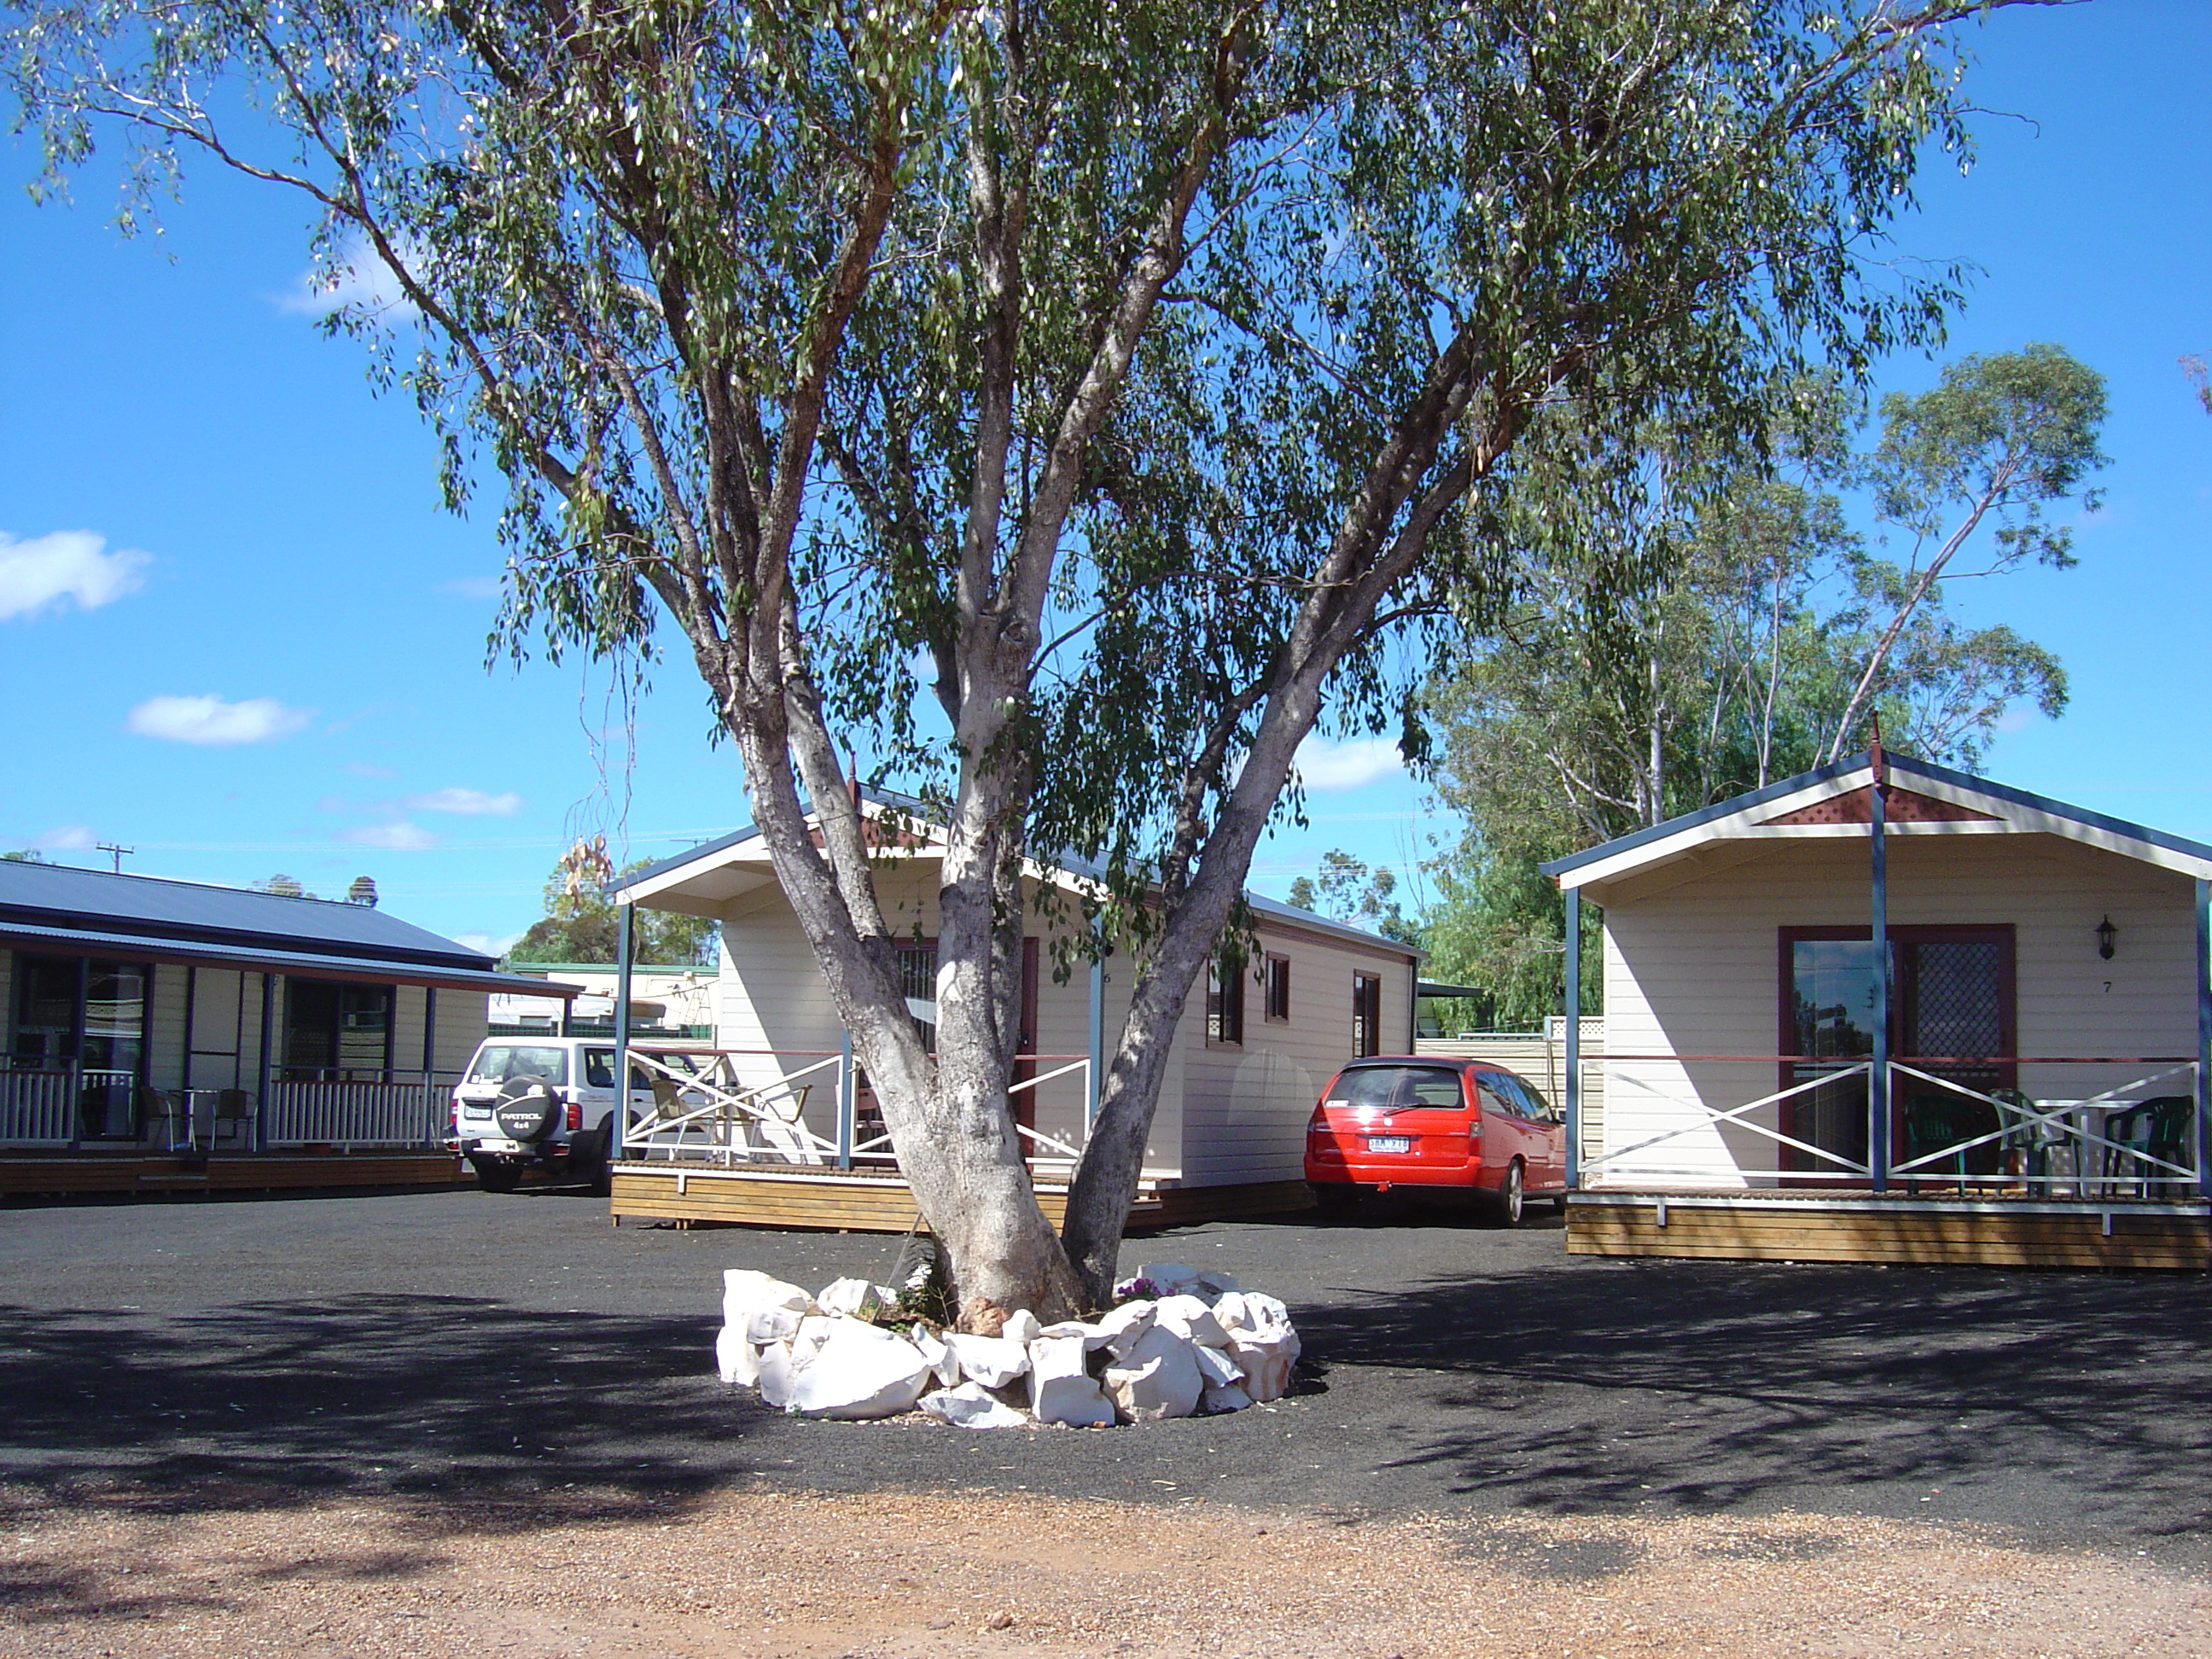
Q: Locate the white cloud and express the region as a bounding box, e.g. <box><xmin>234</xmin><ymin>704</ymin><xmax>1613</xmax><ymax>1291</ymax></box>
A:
<box><xmin>453</xmin><ymin>930</ymin><xmax>524</xmax><ymax>957</ymax></box>
<box><xmin>126</xmin><ymin>694</ymin><xmax>315</xmax><ymax>747</ymax></box>
<box><xmin>438</xmin><ymin>575</ymin><xmax>503</xmax><ymax>600</ymax></box>
<box><xmin>344</xmin><ymin>820</ymin><xmax>439</xmax><ymax>851</ymax></box>
<box><xmin>276</xmin><ymin>234</ymin><xmax>420</xmax><ymax>319</ymax></box>
<box><xmin>404</xmin><ymin>787</ymin><xmax>522</xmax><ymax>817</ymax></box>
<box><xmin>34</xmin><ymin>825</ymin><xmax>96</xmax><ymax>851</ymax></box>
<box><xmin>1293</xmin><ymin>735</ymin><xmax>1405</xmax><ymax>792</ymax></box>
<box><xmin>0</xmin><ymin>530</ymin><xmax>149</xmax><ymax>621</ymax></box>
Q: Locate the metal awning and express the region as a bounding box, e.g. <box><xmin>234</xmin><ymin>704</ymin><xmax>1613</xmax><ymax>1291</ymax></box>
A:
<box><xmin>1417</xmin><ymin>980</ymin><xmax>1487</xmax><ymax>1000</ymax></box>
<box><xmin>0</xmin><ymin>921</ymin><xmax>579</xmax><ymax>998</ymax></box>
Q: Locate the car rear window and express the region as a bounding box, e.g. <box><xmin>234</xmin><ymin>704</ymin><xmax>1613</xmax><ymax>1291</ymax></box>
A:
<box><xmin>468</xmin><ymin>1045</ymin><xmax>569</xmax><ymax>1086</ymax></box>
<box><xmin>1325</xmin><ymin>1066</ymin><xmax>1467</xmax><ymax>1111</ymax></box>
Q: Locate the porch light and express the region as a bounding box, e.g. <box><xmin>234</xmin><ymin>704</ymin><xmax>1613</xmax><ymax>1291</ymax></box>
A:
<box><xmin>2096</xmin><ymin>915</ymin><xmax>2116</xmax><ymax>961</ymax></box>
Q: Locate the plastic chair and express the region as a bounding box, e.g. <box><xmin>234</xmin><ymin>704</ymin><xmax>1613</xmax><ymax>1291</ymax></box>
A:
<box><xmin>1901</xmin><ymin>1093</ymin><xmax>2000</xmax><ymax>1194</ymax></box>
<box><xmin>2104</xmin><ymin>1096</ymin><xmax>2195</xmax><ymax>1196</ymax></box>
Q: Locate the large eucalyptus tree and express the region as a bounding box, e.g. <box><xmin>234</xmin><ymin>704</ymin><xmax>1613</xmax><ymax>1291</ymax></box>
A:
<box><xmin>9</xmin><ymin>0</ymin><xmax>2067</xmax><ymax>1324</ymax></box>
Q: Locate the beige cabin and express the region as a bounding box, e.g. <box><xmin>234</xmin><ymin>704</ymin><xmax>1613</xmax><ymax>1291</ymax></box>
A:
<box><xmin>1545</xmin><ymin>750</ymin><xmax>2212</xmax><ymax>1221</ymax></box>
<box><xmin>603</xmin><ymin>789</ymin><xmax>1418</xmax><ymax>1225</ymax></box>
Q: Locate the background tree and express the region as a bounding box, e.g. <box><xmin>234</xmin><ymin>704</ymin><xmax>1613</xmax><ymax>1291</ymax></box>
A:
<box><xmin>1419</xmin><ymin>347</ymin><xmax>2100</xmax><ymax>1028</ymax></box>
<box><xmin>511</xmin><ymin>858</ymin><xmax>719</xmax><ymax>968</ymax></box>
<box><xmin>2</xmin><ymin>851</ymin><xmax>49</xmax><ymax>864</ymax></box>
<box><xmin>9</xmin><ymin>0</ymin><xmax>2060</xmax><ymax>1320</ymax></box>
<box><xmin>1285</xmin><ymin>851</ymin><xmax>1418</xmax><ymax>946</ymax></box>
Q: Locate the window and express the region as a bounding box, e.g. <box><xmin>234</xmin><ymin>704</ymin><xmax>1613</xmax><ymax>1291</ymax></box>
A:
<box><xmin>1328</xmin><ymin>1064</ymin><xmax>1464</xmax><ymax>1110</ymax></box>
<box><xmin>283</xmin><ymin>981</ymin><xmax>393</xmax><ymax>1078</ymax></box>
<box><xmin>467</xmin><ymin>1045</ymin><xmax>570</xmax><ymax>1086</ymax></box>
<box><xmin>896</xmin><ymin>943</ymin><xmax>939</xmax><ymax>1051</ymax></box>
<box><xmin>585</xmin><ymin>1049</ymin><xmax>617</xmax><ymax>1089</ymax></box>
<box><xmin>1207</xmin><ymin>952</ymin><xmax>1245</xmax><ymax>1046</ymax></box>
<box><xmin>1352</xmin><ymin>973</ymin><xmax>1382</xmax><ymax>1057</ymax></box>
<box><xmin>1264</xmin><ymin>956</ymin><xmax>1291</xmax><ymax>1022</ymax></box>
<box><xmin>9</xmin><ymin>954</ymin><xmax>150</xmax><ymax>1139</ymax></box>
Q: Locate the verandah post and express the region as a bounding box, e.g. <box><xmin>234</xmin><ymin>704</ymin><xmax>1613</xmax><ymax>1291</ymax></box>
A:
<box><xmin>1869</xmin><ymin>748</ymin><xmax>1890</xmax><ymax>1194</ymax></box>
<box><xmin>837</xmin><ymin>1031</ymin><xmax>855</xmax><ymax>1170</ymax></box>
<box><xmin>612</xmin><ymin>902</ymin><xmax>632</xmax><ymax>1161</ymax></box>
<box><xmin>2196</xmin><ymin>876</ymin><xmax>2210</xmax><ymax>1202</ymax></box>
<box><xmin>1564</xmin><ymin>884</ymin><xmax>1581</xmax><ymax>1190</ymax></box>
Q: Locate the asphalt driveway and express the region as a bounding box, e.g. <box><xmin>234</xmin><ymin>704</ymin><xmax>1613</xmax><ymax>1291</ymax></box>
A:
<box><xmin>3</xmin><ymin>1185</ymin><xmax>2209</xmax><ymax>1570</ymax></box>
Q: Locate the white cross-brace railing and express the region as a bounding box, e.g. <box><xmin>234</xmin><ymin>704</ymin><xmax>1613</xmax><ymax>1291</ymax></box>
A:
<box><xmin>620</xmin><ymin>1048</ymin><xmax>1093</xmax><ymax>1171</ymax></box>
<box><xmin>1583</xmin><ymin>1063</ymin><xmax>1875</xmax><ymax>1182</ymax></box>
<box><xmin>1888</xmin><ymin>1062</ymin><xmax>2200</xmax><ymax>1190</ymax></box>
<box><xmin>1584</xmin><ymin>1057</ymin><xmax>2203</xmax><ymax>1192</ymax></box>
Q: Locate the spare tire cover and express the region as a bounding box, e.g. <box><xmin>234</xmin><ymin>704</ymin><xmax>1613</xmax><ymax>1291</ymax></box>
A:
<box><xmin>493</xmin><ymin>1075</ymin><xmax>562</xmax><ymax>1143</ymax></box>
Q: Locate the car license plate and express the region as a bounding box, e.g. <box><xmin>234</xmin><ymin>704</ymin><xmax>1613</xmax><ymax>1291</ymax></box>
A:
<box><xmin>1367</xmin><ymin>1134</ymin><xmax>1412</xmax><ymax>1154</ymax></box>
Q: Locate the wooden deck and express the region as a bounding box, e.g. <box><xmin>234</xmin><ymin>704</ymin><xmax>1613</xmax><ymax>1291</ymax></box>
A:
<box><xmin>1567</xmin><ymin>1190</ymin><xmax>2212</xmax><ymax>1271</ymax></box>
<box><xmin>608</xmin><ymin>1161</ymin><xmax>1314</xmax><ymax>1232</ymax></box>
<box><xmin>0</xmin><ymin>1150</ymin><xmax>471</xmax><ymax>1198</ymax></box>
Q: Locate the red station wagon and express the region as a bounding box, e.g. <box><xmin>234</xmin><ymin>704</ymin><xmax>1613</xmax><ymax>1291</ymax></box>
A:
<box><xmin>1304</xmin><ymin>1057</ymin><xmax>1569</xmax><ymax>1225</ymax></box>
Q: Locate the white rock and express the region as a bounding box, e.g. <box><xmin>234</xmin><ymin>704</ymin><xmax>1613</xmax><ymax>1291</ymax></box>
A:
<box><xmin>1155</xmin><ymin>1293</ymin><xmax>1229</xmax><ymax>1349</ymax></box>
<box><xmin>1102</xmin><ymin>1324</ymin><xmax>1203</xmax><ymax>1422</ymax></box>
<box><xmin>944</xmin><ymin>1332</ymin><xmax>1031</xmax><ymax>1388</ymax></box>
<box><xmin>817</xmin><ymin>1277</ymin><xmax>891</xmax><ymax>1319</ymax></box>
<box><xmin>910</xmin><ymin>1324</ymin><xmax>960</xmax><ymax>1388</ymax></box>
<box><xmin>1193</xmin><ymin>1343</ymin><xmax>1243</xmax><ymax>1388</ymax></box>
<box><xmin>1201</xmin><ymin>1381</ymin><xmax>1254</xmax><ymax>1414</ymax></box>
<box><xmin>722</xmin><ymin>1269</ymin><xmax>813</xmax><ymax>1327</ymax></box>
<box><xmin>755</xmin><ymin>1340</ymin><xmax>800</xmax><ymax>1410</ymax></box>
<box><xmin>1239</xmin><ymin>1292</ymin><xmax>1293</xmax><ymax>1332</ymax></box>
<box><xmin>744</xmin><ymin>1304</ymin><xmax>804</xmax><ymax>1346</ymax></box>
<box><xmin>716</xmin><ymin>1324</ymin><xmax>760</xmax><ymax>1387</ymax></box>
<box><xmin>919</xmin><ymin>1382</ymin><xmax>1030</xmax><ymax>1430</ymax></box>
<box><xmin>1229</xmin><ymin>1325</ymin><xmax>1301</xmax><ymax>1403</ymax></box>
<box><xmin>1001</xmin><ymin>1309</ymin><xmax>1043</xmax><ymax>1345</ymax></box>
<box><xmin>1136</xmin><ymin>1262</ymin><xmax>1200</xmax><ymax>1293</ymax></box>
<box><xmin>1036</xmin><ymin>1318</ymin><xmax>1109</xmax><ymax>1349</ymax></box>
<box><xmin>1093</xmin><ymin>1301</ymin><xmax>1156</xmax><ymax>1357</ymax></box>
<box><xmin>1027</xmin><ymin>1335</ymin><xmax>1117</xmax><ymax>1427</ymax></box>
<box><xmin>1211</xmin><ymin>1291</ymin><xmax>1250</xmax><ymax>1333</ymax></box>
<box><xmin>787</xmin><ymin>1318</ymin><xmax>933</xmax><ymax>1419</ymax></box>
<box><xmin>792</xmin><ymin>1313</ymin><xmax>835</xmax><ymax>1366</ymax></box>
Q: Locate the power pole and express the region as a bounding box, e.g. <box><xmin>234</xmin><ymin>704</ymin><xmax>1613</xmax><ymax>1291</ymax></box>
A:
<box><xmin>96</xmin><ymin>842</ymin><xmax>133</xmax><ymax>873</ymax></box>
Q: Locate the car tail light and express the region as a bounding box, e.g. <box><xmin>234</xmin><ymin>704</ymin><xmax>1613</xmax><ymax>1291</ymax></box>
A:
<box><xmin>1468</xmin><ymin>1115</ymin><xmax>1483</xmax><ymax>1145</ymax></box>
<box><xmin>449</xmin><ymin>1100</ymin><xmax>460</xmax><ymax>1132</ymax></box>
<box><xmin>566</xmin><ymin>1100</ymin><xmax>582</xmax><ymax>1132</ymax></box>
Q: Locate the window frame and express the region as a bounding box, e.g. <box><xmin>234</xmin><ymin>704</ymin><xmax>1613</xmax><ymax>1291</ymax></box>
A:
<box><xmin>1206</xmin><ymin>951</ymin><xmax>1247</xmax><ymax>1047</ymax></box>
<box><xmin>1352</xmin><ymin>971</ymin><xmax>1382</xmax><ymax>1057</ymax></box>
<box><xmin>1263</xmin><ymin>954</ymin><xmax>1292</xmax><ymax>1023</ymax></box>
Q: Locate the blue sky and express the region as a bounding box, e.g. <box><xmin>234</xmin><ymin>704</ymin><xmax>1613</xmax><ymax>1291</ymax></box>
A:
<box><xmin>3</xmin><ymin>1</ymin><xmax>2207</xmax><ymax>951</ymax></box>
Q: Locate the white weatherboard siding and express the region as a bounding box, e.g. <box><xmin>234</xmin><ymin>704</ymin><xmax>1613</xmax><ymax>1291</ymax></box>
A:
<box><xmin>1178</xmin><ymin>927</ymin><xmax>1417</xmax><ymax>1186</ymax></box>
<box><xmin>1593</xmin><ymin>832</ymin><xmax>2198</xmax><ymax>1189</ymax></box>
<box><xmin>710</xmin><ymin>864</ymin><xmax>1167</xmax><ymax>1170</ymax></box>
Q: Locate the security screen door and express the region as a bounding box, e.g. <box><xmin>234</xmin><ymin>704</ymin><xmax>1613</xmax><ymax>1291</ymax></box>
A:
<box><xmin>1779</xmin><ymin>927</ymin><xmax>2014</xmax><ymax>1178</ymax></box>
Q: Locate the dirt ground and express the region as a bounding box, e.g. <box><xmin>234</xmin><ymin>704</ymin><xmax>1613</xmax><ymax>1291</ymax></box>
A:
<box><xmin>5</xmin><ymin>1474</ymin><xmax>2206</xmax><ymax>1659</ymax></box>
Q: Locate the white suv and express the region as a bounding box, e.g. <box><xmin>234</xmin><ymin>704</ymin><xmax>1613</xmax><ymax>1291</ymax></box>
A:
<box><xmin>451</xmin><ymin>1036</ymin><xmax>711</xmax><ymax>1193</ymax></box>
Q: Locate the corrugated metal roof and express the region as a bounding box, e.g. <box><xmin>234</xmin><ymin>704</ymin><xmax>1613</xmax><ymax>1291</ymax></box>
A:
<box><xmin>0</xmin><ymin>918</ymin><xmax>575</xmax><ymax>997</ymax></box>
<box><xmin>0</xmin><ymin>859</ymin><xmax>496</xmax><ymax>969</ymax></box>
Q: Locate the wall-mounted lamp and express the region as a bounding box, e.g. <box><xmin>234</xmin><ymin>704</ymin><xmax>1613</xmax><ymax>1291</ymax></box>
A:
<box><xmin>2096</xmin><ymin>915</ymin><xmax>2117</xmax><ymax>961</ymax></box>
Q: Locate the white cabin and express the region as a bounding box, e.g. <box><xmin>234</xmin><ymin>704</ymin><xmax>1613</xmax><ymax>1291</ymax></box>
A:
<box><xmin>611</xmin><ymin>789</ymin><xmax>1420</xmax><ymax>1199</ymax></box>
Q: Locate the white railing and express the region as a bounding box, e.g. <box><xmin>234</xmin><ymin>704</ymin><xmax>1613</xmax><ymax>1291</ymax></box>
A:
<box><xmin>265</xmin><ymin>1074</ymin><xmax>454</xmax><ymax>1148</ymax></box>
<box><xmin>1582</xmin><ymin>1053</ymin><xmax>2205</xmax><ymax>1199</ymax></box>
<box><xmin>620</xmin><ymin>1047</ymin><xmax>1096</xmax><ymax>1173</ymax></box>
<box><xmin>0</xmin><ymin>1069</ymin><xmax>74</xmax><ymax>1145</ymax></box>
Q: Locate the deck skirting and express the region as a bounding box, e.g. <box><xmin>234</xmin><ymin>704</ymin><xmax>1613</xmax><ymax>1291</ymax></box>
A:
<box><xmin>1567</xmin><ymin>1190</ymin><xmax>2212</xmax><ymax>1270</ymax></box>
<box><xmin>608</xmin><ymin>1162</ymin><xmax>1313</xmax><ymax>1232</ymax></box>
<box><xmin>0</xmin><ymin>1151</ymin><xmax>470</xmax><ymax>1197</ymax></box>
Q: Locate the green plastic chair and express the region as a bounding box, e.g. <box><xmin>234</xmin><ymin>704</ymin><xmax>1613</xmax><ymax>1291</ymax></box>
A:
<box><xmin>2103</xmin><ymin>1096</ymin><xmax>2196</xmax><ymax>1196</ymax></box>
<box><xmin>1901</xmin><ymin>1093</ymin><xmax>2001</xmax><ymax>1194</ymax></box>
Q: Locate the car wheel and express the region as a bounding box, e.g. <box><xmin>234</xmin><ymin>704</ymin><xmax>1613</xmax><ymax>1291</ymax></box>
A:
<box><xmin>473</xmin><ymin>1159</ymin><xmax>523</xmax><ymax>1194</ymax></box>
<box><xmin>585</xmin><ymin>1115</ymin><xmax>616</xmax><ymax>1197</ymax></box>
<box><xmin>1488</xmin><ymin>1160</ymin><xmax>1524</xmax><ymax>1228</ymax></box>
<box><xmin>1311</xmin><ymin>1182</ymin><xmax>1360</xmax><ymax>1221</ymax></box>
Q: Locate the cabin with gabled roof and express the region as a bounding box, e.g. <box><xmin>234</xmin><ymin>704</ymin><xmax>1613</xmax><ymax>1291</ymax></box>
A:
<box><xmin>1543</xmin><ymin>747</ymin><xmax>2212</xmax><ymax>1268</ymax></box>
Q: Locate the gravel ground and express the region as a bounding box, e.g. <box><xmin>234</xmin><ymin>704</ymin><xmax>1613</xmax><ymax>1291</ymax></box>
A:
<box><xmin>4</xmin><ymin>1184</ymin><xmax>2212</xmax><ymax>1655</ymax></box>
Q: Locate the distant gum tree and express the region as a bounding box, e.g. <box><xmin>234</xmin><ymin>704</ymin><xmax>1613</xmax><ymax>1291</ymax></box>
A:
<box><xmin>6</xmin><ymin>0</ymin><xmax>2071</xmax><ymax>1323</ymax></box>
